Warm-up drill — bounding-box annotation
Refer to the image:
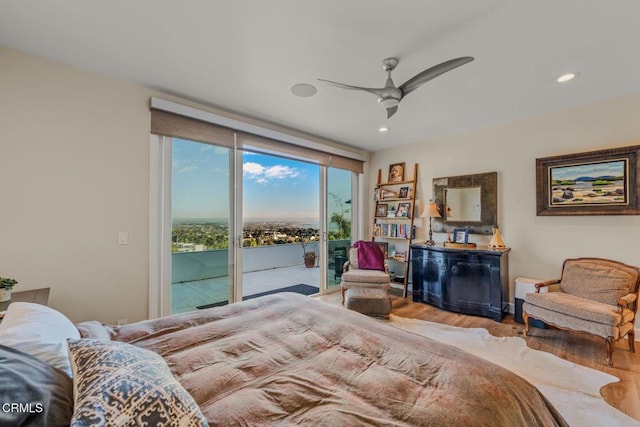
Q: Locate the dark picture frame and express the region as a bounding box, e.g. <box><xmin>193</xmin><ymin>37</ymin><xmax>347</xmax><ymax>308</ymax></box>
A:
<box><xmin>375</xmin><ymin>203</ymin><xmax>389</xmax><ymax>217</ymax></box>
<box><xmin>399</xmin><ymin>186</ymin><xmax>409</xmax><ymax>199</ymax></box>
<box><xmin>452</xmin><ymin>228</ymin><xmax>469</xmax><ymax>243</ymax></box>
<box><xmin>388</xmin><ymin>162</ymin><xmax>405</xmax><ymax>183</ymax></box>
<box><xmin>536</xmin><ymin>145</ymin><xmax>640</xmax><ymax>216</ymax></box>
<box><xmin>396</xmin><ymin>202</ymin><xmax>411</xmax><ymax>218</ymax></box>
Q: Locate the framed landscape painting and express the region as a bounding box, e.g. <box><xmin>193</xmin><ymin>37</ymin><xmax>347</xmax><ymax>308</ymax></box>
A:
<box><xmin>536</xmin><ymin>145</ymin><xmax>640</xmax><ymax>216</ymax></box>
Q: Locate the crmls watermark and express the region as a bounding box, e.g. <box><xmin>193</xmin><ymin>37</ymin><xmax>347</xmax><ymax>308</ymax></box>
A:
<box><xmin>1</xmin><ymin>402</ymin><xmax>44</xmax><ymax>414</ymax></box>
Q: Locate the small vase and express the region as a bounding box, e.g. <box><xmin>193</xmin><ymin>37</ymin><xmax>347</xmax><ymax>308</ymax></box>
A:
<box><xmin>0</xmin><ymin>288</ymin><xmax>11</xmax><ymax>303</ymax></box>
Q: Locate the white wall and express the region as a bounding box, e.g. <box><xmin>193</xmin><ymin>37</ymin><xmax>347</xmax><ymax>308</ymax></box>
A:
<box><xmin>0</xmin><ymin>47</ymin><xmax>152</xmax><ymax>323</ymax></box>
<box><xmin>369</xmin><ymin>93</ymin><xmax>640</xmax><ymax>303</ymax></box>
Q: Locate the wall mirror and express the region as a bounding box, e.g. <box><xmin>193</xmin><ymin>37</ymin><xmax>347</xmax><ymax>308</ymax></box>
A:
<box><xmin>433</xmin><ymin>171</ymin><xmax>497</xmax><ymax>235</ymax></box>
<box><xmin>445</xmin><ymin>187</ymin><xmax>481</xmax><ymax>222</ymax></box>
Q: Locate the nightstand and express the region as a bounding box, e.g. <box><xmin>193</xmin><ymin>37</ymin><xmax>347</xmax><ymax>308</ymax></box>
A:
<box><xmin>0</xmin><ymin>287</ymin><xmax>50</xmax><ymax>314</ymax></box>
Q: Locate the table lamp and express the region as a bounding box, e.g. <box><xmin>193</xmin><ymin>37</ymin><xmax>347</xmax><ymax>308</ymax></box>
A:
<box><xmin>420</xmin><ymin>201</ymin><xmax>441</xmax><ymax>246</ymax></box>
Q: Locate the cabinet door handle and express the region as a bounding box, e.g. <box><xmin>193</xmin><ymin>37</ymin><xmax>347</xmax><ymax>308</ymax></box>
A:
<box><xmin>451</xmin><ymin>265</ymin><xmax>459</xmax><ymax>275</ymax></box>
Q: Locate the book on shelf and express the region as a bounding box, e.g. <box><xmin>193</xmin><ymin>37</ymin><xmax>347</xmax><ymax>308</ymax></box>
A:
<box><xmin>393</xmin><ymin>250</ymin><xmax>407</xmax><ymax>262</ymax></box>
<box><xmin>376</xmin><ymin>223</ymin><xmax>411</xmax><ymax>238</ymax></box>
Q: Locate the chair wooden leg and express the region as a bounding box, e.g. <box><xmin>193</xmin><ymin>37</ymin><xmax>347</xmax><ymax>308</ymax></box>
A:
<box><xmin>341</xmin><ymin>287</ymin><xmax>345</xmax><ymax>305</ymax></box>
<box><xmin>606</xmin><ymin>336</ymin><xmax>615</xmax><ymax>367</ymax></box>
<box><xmin>629</xmin><ymin>330</ymin><xmax>636</xmax><ymax>353</ymax></box>
<box><xmin>522</xmin><ymin>311</ymin><xmax>530</xmax><ymax>335</ymax></box>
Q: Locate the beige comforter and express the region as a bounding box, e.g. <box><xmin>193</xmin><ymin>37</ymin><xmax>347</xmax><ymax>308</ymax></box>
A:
<box><xmin>109</xmin><ymin>293</ymin><xmax>567</xmax><ymax>426</ymax></box>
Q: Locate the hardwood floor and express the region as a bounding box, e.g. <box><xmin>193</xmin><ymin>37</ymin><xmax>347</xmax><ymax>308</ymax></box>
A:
<box><xmin>316</xmin><ymin>291</ymin><xmax>640</xmax><ymax>421</ymax></box>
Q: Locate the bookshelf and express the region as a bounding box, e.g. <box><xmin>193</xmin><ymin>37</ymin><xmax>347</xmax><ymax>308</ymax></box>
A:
<box><xmin>372</xmin><ymin>163</ymin><xmax>418</xmax><ymax>298</ymax></box>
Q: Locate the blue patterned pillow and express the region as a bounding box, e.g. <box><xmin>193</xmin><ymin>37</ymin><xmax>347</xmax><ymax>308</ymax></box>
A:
<box><xmin>67</xmin><ymin>338</ymin><xmax>208</xmax><ymax>427</ymax></box>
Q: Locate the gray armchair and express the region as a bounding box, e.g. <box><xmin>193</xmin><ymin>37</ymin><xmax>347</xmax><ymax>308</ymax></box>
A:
<box><xmin>523</xmin><ymin>258</ymin><xmax>640</xmax><ymax>367</ymax></box>
<box><xmin>341</xmin><ymin>248</ymin><xmax>390</xmax><ymax>302</ymax></box>
<box><xmin>340</xmin><ymin>247</ymin><xmax>391</xmax><ymax>318</ymax></box>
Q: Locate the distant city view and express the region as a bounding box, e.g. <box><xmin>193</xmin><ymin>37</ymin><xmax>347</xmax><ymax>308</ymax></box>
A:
<box><xmin>172</xmin><ymin>220</ymin><xmax>322</xmax><ymax>253</ymax></box>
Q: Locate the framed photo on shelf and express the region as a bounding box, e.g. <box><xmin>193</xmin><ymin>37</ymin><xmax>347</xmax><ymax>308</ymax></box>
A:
<box><xmin>453</xmin><ymin>228</ymin><xmax>469</xmax><ymax>244</ymax></box>
<box><xmin>388</xmin><ymin>162</ymin><xmax>405</xmax><ymax>183</ymax></box>
<box><xmin>536</xmin><ymin>145</ymin><xmax>640</xmax><ymax>216</ymax></box>
<box><xmin>396</xmin><ymin>202</ymin><xmax>411</xmax><ymax>217</ymax></box>
<box><xmin>380</xmin><ymin>189</ymin><xmax>398</xmax><ymax>200</ymax></box>
<box><xmin>399</xmin><ymin>186</ymin><xmax>409</xmax><ymax>198</ymax></box>
<box><xmin>375</xmin><ymin>203</ymin><xmax>389</xmax><ymax>217</ymax></box>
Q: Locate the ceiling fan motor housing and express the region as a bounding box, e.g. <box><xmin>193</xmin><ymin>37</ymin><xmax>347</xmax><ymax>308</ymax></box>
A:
<box><xmin>377</xmin><ymin>82</ymin><xmax>402</xmax><ymax>108</ymax></box>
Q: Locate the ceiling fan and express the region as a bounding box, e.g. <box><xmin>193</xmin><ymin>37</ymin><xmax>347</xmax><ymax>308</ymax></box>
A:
<box><xmin>318</xmin><ymin>56</ymin><xmax>474</xmax><ymax>119</ymax></box>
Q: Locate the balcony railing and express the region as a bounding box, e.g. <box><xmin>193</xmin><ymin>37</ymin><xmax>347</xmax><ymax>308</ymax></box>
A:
<box><xmin>171</xmin><ymin>240</ymin><xmax>350</xmax><ymax>313</ymax></box>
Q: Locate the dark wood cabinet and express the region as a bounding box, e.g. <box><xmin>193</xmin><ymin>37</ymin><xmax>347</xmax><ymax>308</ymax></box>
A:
<box><xmin>411</xmin><ymin>244</ymin><xmax>510</xmax><ymax>321</ymax></box>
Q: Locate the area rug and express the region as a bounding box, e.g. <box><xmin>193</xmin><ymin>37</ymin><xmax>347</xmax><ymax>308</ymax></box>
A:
<box><xmin>387</xmin><ymin>315</ymin><xmax>639</xmax><ymax>427</ymax></box>
<box><xmin>196</xmin><ymin>284</ymin><xmax>318</xmax><ymax>309</ymax></box>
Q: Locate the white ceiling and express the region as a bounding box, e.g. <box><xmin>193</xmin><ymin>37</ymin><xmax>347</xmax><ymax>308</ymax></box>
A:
<box><xmin>2</xmin><ymin>0</ymin><xmax>640</xmax><ymax>152</ymax></box>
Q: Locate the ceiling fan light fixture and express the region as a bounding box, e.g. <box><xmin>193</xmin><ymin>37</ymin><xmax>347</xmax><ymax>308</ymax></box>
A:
<box><xmin>379</xmin><ymin>98</ymin><xmax>400</xmax><ymax>108</ymax></box>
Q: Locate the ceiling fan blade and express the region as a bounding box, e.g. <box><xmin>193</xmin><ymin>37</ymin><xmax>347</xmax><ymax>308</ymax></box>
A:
<box><xmin>317</xmin><ymin>79</ymin><xmax>384</xmax><ymax>97</ymax></box>
<box><xmin>386</xmin><ymin>106</ymin><xmax>398</xmax><ymax>119</ymax></box>
<box><xmin>399</xmin><ymin>56</ymin><xmax>474</xmax><ymax>97</ymax></box>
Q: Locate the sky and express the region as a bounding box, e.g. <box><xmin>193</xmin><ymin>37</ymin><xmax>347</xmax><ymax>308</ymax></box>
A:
<box><xmin>550</xmin><ymin>159</ymin><xmax>625</xmax><ymax>181</ymax></box>
<box><xmin>171</xmin><ymin>138</ymin><xmax>351</xmax><ymax>221</ymax></box>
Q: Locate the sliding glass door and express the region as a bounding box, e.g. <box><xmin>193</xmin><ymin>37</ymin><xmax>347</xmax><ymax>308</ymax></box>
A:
<box><xmin>151</xmin><ymin>134</ymin><xmax>361</xmax><ymax>316</ymax></box>
<box><xmin>241</xmin><ymin>151</ymin><xmax>321</xmax><ymax>299</ymax></box>
<box><xmin>327</xmin><ymin>167</ymin><xmax>354</xmax><ymax>289</ymax></box>
<box><xmin>170</xmin><ymin>138</ymin><xmax>231</xmax><ymax>313</ymax></box>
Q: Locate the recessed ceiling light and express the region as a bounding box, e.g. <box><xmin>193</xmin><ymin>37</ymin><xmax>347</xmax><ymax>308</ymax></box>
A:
<box><xmin>378</xmin><ymin>126</ymin><xmax>389</xmax><ymax>133</ymax></box>
<box><xmin>556</xmin><ymin>72</ymin><xmax>578</xmax><ymax>83</ymax></box>
<box><xmin>291</xmin><ymin>83</ymin><xmax>317</xmax><ymax>97</ymax></box>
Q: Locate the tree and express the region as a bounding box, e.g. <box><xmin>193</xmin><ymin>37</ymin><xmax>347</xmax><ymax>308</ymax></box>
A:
<box><xmin>329</xmin><ymin>192</ymin><xmax>351</xmax><ymax>239</ymax></box>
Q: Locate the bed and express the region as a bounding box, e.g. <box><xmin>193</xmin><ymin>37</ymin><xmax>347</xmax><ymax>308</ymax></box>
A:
<box><xmin>0</xmin><ymin>293</ymin><xmax>567</xmax><ymax>426</ymax></box>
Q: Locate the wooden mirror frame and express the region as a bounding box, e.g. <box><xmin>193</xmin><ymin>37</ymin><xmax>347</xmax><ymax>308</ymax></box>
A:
<box><xmin>432</xmin><ymin>171</ymin><xmax>497</xmax><ymax>235</ymax></box>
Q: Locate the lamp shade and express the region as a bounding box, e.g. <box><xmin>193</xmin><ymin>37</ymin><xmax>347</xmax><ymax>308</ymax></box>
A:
<box><xmin>420</xmin><ymin>202</ymin><xmax>441</xmax><ymax>218</ymax></box>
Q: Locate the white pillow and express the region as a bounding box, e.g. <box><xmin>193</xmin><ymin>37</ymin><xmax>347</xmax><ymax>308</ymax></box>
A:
<box><xmin>0</xmin><ymin>302</ymin><xmax>80</xmax><ymax>377</ymax></box>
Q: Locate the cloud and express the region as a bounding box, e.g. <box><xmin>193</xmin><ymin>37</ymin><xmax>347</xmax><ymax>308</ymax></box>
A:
<box><xmin>178</xmin><ymin>165</ymin><xmax>198</xmax><ymax>174</ymax></box>
<box><xmin>214</xmin><ymin>146</ymin><xmax>228</xmax><ymax>156</ymax></box>
<box><xmin>265</xmin><ymin>165</ymin><xmax>300</xmax><ymax>179</ymax></box>
<box><xmin>243</xmin><ymin>161</ymin><xmax>300</xmax><ymax>183</ymax></box>
<box><xmin>173</xmin><ymin>159</ymin><xmax>198</xmax><ymax>174</ymax></box>
<box><xmin>243</xmin><ymin>162</ymin><xmax>265</xmax><ymax>176</ymax></box>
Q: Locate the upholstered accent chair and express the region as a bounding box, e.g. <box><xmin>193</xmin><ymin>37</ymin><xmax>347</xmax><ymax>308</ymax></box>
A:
<box><xmin>341</xmin><ymin>247</ymin><xmax>391</xmax><ymax>317</ymax></box>
<box><xmin>523</xmin><ymin>258</ymin><xmax>640</xmax><ymax>367</ymax></box>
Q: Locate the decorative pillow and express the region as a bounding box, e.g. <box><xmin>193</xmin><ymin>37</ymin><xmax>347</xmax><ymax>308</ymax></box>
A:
<box><xmin>74</xmin><ymin>320</ymin><xmax>112</xmax><ymax>340</ymax></box>
<box><xmin>0</xmin><ymin>344</ymin><xmax>73</xmax><ymax>427</ymax></box>
<box><xmin>0</xmin><ymin>302</ymin><xmax>80</xmax><ymax>377</ymax></box>
<box><xmin>67</xmin><ymin>338</ymin><xmax>208</xmax><ymax>427</ymax></box>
